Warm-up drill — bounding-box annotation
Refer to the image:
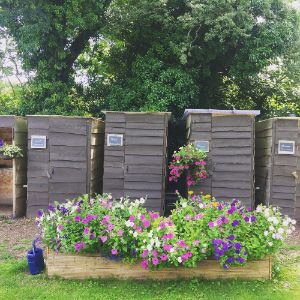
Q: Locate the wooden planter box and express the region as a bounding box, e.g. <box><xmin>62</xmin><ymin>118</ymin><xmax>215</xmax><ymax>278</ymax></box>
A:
<box><xmin>45</xmin><ymin>251</ymin><xmax>272</xmax><ymax>280</ymax></box>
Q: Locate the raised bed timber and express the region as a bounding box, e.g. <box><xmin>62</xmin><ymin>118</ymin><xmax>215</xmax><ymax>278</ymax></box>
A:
<box><xmin>45</xmin><ymin>251</ymin><xmax>272</xmax><ymax>280</ymax></box>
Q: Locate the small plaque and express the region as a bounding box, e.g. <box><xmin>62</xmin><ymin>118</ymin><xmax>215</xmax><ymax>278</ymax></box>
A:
<box><xmin>278</xmin><ymin>140</ymin><xmax>295</xmax><ymax>154</ymax></box>
<box><xmin>31</xmin><ymin>135</ymin><xmax>47</xmax><ymax>149</ymax></box>
<box><xmin>107</xmin><ymin>134</ymin><xmax>123</xmax><ymax>146</ymax></box>
<box><xmin>194</xmin><ymin>140</ymin><xmax>209</xmax><ymax>152</ymax></box>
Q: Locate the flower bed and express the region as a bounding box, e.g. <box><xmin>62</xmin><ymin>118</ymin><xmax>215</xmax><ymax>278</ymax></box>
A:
<box><xmin>37</xmin><ymin>193</ymin><xmax>296</xmax><ymax>280</ymax></box>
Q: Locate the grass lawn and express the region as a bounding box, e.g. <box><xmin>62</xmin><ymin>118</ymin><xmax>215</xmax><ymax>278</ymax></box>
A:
<box><xmin>0</xmin><ymin>218</ymin><xmax>300</xmax><ymax>300</ymax></box>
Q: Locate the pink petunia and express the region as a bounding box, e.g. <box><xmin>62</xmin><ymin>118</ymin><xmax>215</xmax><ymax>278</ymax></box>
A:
<box><xmin>208</xmin><ymin>221</ymin><xmax>215</xmax><ymax>228</ymax></box>
<box><xmin>194</xmin><ymin>240</ymin><xmax>199</xmax><ymax>246</ymax></box>
<box><xmin>152</xmin><ymin>257</ymin><xmax>159</xmax><ymax>265</ymax></box>
<box><xmin>83</xmin><ymin>227</ymin><xmax>90</xmax><ymax>234</ymax></box>
<box><xmin>117</xmin><ymin>230</ymin><xmax>124</xmax><ymax>237</ymax></box>
<box><xmin>141</xmin><ymin>259</ymin><xmax>149</xmax><ymax>269</ymax></box>
<box><xmin>142</xmin><ymin>219</ymin><xmax>150</xmax><ymax>228</ymax></box>
<box><xmin>159</xmin><ymin>221</ymin><xmax>166</xmax><ymax>229</ymax></box>
<box><xmin>142</xmin><ymin>249</ymin><xmax>148</xmax><ymax>258</ymax></box>
<box><xmin>216</xmin><ymin>219</ymin><xmax>222</xmax><ymax>226</ymax></box>
<box><xmin>100</xmin><ymin>236</ymin><xmax>108</xmax><ymax>243</ymax></box>
<box><xmin>152</xmin><ymin>249</ymin><xmax>158</xmax><ymax>257</ymax></box>
<box><xmin>150</xmin><ymin>212</ymin><xmax>159</xmax><ymax>220</ymax></box>
<box><xmin>163</xmin><ymin>244</ymin><xmax>172</xmax><ymax>252</ymax></box>
<box><xmin>111</xmin><ymin>249</ymin><xmax>118</xmax><ymax>255</ymax></box>
<box><xmin>82</xmin><ymin>219</ymin><xmax>89</xmax><ymax>225</ymax></box>
<box><xmin>129</xmin><ymin>215</ymin><xmax>135</xmax><ymax>222</ymax></box>
<box><xmin>74</xmin><ymin>215</ymin><xmax>81</xmax><ymax>222</ymax></box>
<box><xmin>107</xmin><ymin>223</ymin><xmax>114</xmax><ymax>231</ymax></box>
<box><xmin>160</xmin><ymin>254</ymin><xmax>168</xmax><ymax>261</ymax></box>
<box><xmin>178</xmin><ymin>240</ymin><xmax>186</xmax><ymax>248</ymax></box>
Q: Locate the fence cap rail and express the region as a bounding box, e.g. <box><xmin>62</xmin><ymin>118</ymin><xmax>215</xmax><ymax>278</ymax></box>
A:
<box><xmin>183</xmin><ymin>109</ymin><xmax>260</xmax><ymax>119</ymax></box>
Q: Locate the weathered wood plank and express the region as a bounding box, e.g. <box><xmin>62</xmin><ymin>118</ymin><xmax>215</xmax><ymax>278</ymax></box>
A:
<box><xmin>45</xmin><ymin>252</ymin><xmax>272</xmax><ymax>280</ymax></box>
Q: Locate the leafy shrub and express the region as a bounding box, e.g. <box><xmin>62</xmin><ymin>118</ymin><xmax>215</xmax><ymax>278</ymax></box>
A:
<box><xmin>37</xmin><ymin>193</ymin><xmax>296</xmax><ymax>270</ymax></box>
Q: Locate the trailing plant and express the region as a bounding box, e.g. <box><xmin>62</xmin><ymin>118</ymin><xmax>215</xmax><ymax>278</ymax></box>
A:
<box><xmin>169</xmin><ymin>144</ymin><xmax>207</xmax><ymax>187</ymax></box>
<box><xmin>0</xmin><ymin>143</ymin><xmax>23</xmax><ymax>159</ymax></box>
<box><xmin>37</xmin><ymin>193</ymin><xmax>296</xmax><ymax>270</ymax></box>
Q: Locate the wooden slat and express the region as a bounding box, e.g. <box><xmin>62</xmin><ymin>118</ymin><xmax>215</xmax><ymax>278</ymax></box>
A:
<box><xmin>46</xmin><ymin>252</ymin><xmax>272</xmax><ymax>280</ymax></box>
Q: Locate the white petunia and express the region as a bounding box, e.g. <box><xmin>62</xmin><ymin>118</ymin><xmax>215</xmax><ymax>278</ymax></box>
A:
<box><xmin>133</xmin><ymin>232</ymin><xmax>138</xmax><ymax>238</ymax></box>
<box><xmin>199</xmin><ymin>204</ymin><xmax>204</xmax><ymax>209</ymax></box>
<box><xmin>170</xmin><ymin>248</ymin><xmax>174</xmax><ymax>253</ymax></box>
<box><xmin>140</xmin><ymin>198</ymin><xmax>145</xmax><ymax>204</ymax></box>
<box><xmin>148</xmin><ymin>231</ymin><xmax>153</xmax><ymax>238</ymax></box>
<box><xmin>278</xmin><ymin>228</ymin><xmax>284</xmax><ymax>235</ymax></box>
<box><xmin>182</xmin><ymin>202</ymin><xmax>187</xmax><ymax>208</ymax></box>
<box><xmin>264</xmin><ymin>231</ymin><xmax>269</xmax><ymax>236</ymax></box>
<box><xmin>125</xmin><ymin>220</ymin><xmax>134</xmax><ymax>227</ymax></box>
<box><xmin>129</xmin><ymin>230</ymin><xmax>133</xmax><ymax>234</ymax></box>
<box><xmin>201</xmin><ymin>247</ymin><xmax>206</xmax><ymax>253</ymax></box>
<box><xmin>147</xmin><ymin>244</ymin><xmax>153</xmax><ymax>251</ymax></box>
<box><xmin>268</xmin><ymin>242</ymin><xmax>273</xmax><ymax>247</ymax></box>
<box><xmin>273</xmin><ymin>218</ymin><xmax>279</xmax><ymax>225</ymax></box>
<box><xmin>256</xmin><ymin>206</ymin><xmax>263</xmax><ymax>213</ymax></box>
<box><xmin>291</xmin><ymin>219</ymin><xmax>297</xmax><ymax>225</ymax></box>
<box><xmin>178</xmin><ymin>257</ymin><xmax>182</xmax><ymax>263</ymax></box>
<box><xmin>269</xmin><ymin>225</ymin><xmax>274</xmax><ymax>232</ymax></box>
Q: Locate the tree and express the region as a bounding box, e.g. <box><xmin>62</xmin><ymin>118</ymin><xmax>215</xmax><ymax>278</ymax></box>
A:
<box><xmin>1</xmin><ymin>0</ymin><xmax>300</xmax><ymax>117</ymax></box>
<box><xmin>0</xmin><ymin>0</ymin><xmax>111</xmax><ymax>114</ymax></box>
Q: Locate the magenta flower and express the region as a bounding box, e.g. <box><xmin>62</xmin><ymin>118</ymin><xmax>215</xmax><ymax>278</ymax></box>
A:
<box><xmin>178</xmin><ymin>240</ymin><xmax>186</xmax><ymax>247</ymax></box>
<box><xmin>163</xmin><ymin>244</ymin><xmax>172</xmax><ymax>252</ymax></box>
<box><xmin>90</xmin><ymin>233</ymin><xmax>95</xmax><ymax>239</ymax></box>
<box><xmin>208</xmin><ymin>221</ymin><xmax>215</xmax><ymax>228</ymax></box>
<box><xmin>150</xmin><ymin>212</ymin><xmax>159</xmax><ymax>220</ymax></box>
<box><xmin>117</xmin><ymin>230</ymin><xmax>124</xmax><ymax>237</ymax></box>
<box><xmin>141</xmin><ymin>259</ymin><xmax>149</xmax><ymax>269</ymax></box>
<box><xmin>152</xmin><ymin>249</ymin><xmax>158</xmax><ymax>257</ymax></box>
<box><xmin>74</xmin><ymin>241</ymin><xmax>85</xmax><ymax>252</ymax></box>
<box><xmin>57</xmin><ymin>224</ymin><xmax>63</xmax><ymax>232</ymax></box>
<box><xmin>186</xmin><ymin>251</ymin><xmax>193</xmax><ymax>258</ymax></box>
<box><xmin>216</xmin><ymin>219</ymin><xmax>222</xmax><ymax>226</ymax></box>
<box><xmin>160</xmin><ymin>254</ymin><xmax>168</xmax><ymax>261</ymax></box>
<box><xmin>152</xmin><ymin>257</ymin><xmax>159</xmax><ymax>265</ymax></box>
<box><xmin>194</xmin><ymin>240</ymin><xmax>199</xmax><ymax>246</ymax></box>
<box><xmin>83</xmin><ymin>227</ymin><xmax>89</xmax><ymax>234</ymax></box>
<box><xmin>129</xmin><ymin>215</ymin><xmax>135</xmax><ymax>222</ymax></box>
<box><xmin>82</xmin><ymin>218</ymin><xmax>89</xmax><ymax>225</ymax></box>
<box><xmin>142</xmin><ymin>249</ymin><xmax>148</xmax><ymax>258</ymax></box>
<box><xmin>194</xmin><ymin>214</ymin><xmax>204</xmax><ymax>220</ymax></box>
<box><xmin>107</xmin><ymin>223</ymin><xmax>114</xmax><ymax>231</ymax></box>
<box><xmin>102</xmin><ymin>215</ymin><xmax>110</xmax><ymax>225</ymax></box>
<box><xmin>74</xmin><ymin>215</ymin><xmax>81</xmax><ymax>222</ymax></box>
<box><xmin>142</xmin><ymin>219</ymin><xmax>150</xmax><ymax>228</ymax></box>
<box><xmin>159</xmin><ymin>221</ymin><xmax>166</xmax><ymax>229</ymax></box>
<box><xmin>100</xmin><ymin>236</ymin><xmax>108</xmax><ymax>243</ymax></box>
<box><xmin>111</xmin><ymin>249</ymin><xmax>118</xmax><ymax>255</ymax></box>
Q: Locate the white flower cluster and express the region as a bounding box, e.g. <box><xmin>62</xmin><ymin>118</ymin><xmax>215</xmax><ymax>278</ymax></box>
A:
<box><xmin>256</xmin><ymin>205</ymin><xmax>296</xmax><ymax>244</ymax></box>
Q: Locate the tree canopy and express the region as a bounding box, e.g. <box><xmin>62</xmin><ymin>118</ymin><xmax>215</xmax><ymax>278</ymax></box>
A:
<box><xmin>0</xmin><ymin>0</ymin><xmax>299</xmax><ymax>118</ymax></box>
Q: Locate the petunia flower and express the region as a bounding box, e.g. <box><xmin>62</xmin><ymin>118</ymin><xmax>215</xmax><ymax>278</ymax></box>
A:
<box><xmin>152</xmin><ymin>257</ymin><xmax>159</xmax><ymax>265</ymax></box>
<box><xmin>194</xmin><ymin>240</ymin><xmax>199</xmax><ymax>246</ymax></box>
<box><xmin>83</xmin><ymin>227</ymin><xmax>89</xmax><ymax>234</ymax></box>
<box><xmin>74</xmin><ymin>215</ymin><xmax>81</xmax><ymax>222</ymax></box>
<box><xmin>141</xmin><ymin>259</ymin><xmax>149</xmax><ymax>269</ymax></box>
<box><xmin>232</xmin><ymin>220</ymin><xmax>239</xmax><ymax>227</ymax></box>
<box><xmin>141</xmin><ymin>249</ymin><xmax>148</xmax><ymax>258</ymax></box>
<box><xmin>100</xmin><ymin>236</ymin><xmax>108</xmax><ymax>243</ymax></box>
<box><xmin>57</xmin><ymin>224</ymin><xmax>63</xmax><ymax>232</ymax></box>
<box><xmin>208</xmin><ymin>221</ymin><xmax>215</xmax><ymax>228</ymax></box>
<box><xmin>107</xmin><ymin>223</ymin><xmax>114</xmax><ymax>231</ymax></box>
<box><xmin>111</xmin><ymin>249</ymin><xmax>118</xmax><ymax>255</ymax></box>
<box><xmin>117</xmin><ymin>230</ymin><xmax>124</xmax><ymax>237</ymax></box>
<box><xmin>160</xmin><ymin>254</ymin><xmax>168</xmax><ymax>261</ymax></box>
<box><xmin>142</xmin><ymin>219</ymin><xmax>150</xmax><ymax>228</ymax></box>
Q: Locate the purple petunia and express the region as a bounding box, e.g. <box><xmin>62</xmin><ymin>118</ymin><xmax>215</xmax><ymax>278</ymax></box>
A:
<box><xmin>83</xmin><ymin>227</ymin><xmax>89</xmax><ymax>234</ymax></box>
<box><xmin>251</xmin><ymin>216</ymin><xmax>256</xmax><ymax>222</ymax></box>
<box><xmin>227</xmin><ymin>256</ymin><xmax>234</xmax><ymax>263</ymax></box>
<box><xmin>57</xmin><ymin>224</ymin><xmax>63</xmax><ymax>232</ymax></box>
<box><xmin>237</xmin><ymin>256</ymin><xmax>244</xmax><ymax>264</ymax></box>
<box><xmin>89</xmin><ymin>233</ymin><xmax>95</xmax><ymax>239</ymax></box>
<box><xmin>223</xmin><ymin>264</ymin><xmax>229</xmax><ymax>269</ymax></box>
<box><xmin>208</xmin><ymin>221</ymin><xmax>215</xmax><ymax>228</ymax></box>
<box><xmin>232</xmin><ymin>220</ymin><xmax>239</xmax><ymax>227</ymax></box>
<box><xmin>37</xmin><ymin>210</ymin><xmax>43</xmax><ymax>218</ymax></box>
<box><xmin>48</xmin><ymin>204</ymin><xmax>55</xmax><ymax>212</ymax></box>
<box><xmin>235</xmin><ymin>242</ymin><xmax>241</xmax><ymax>250</ymax></box>
<box><xmin>107</xmin><ymin>223</ymin><xmax>114</xmax><ymax>231</ymax></box>
<box><xmin>228</xmin><ymin>234</ymin><xmax>235</xmax><ymax>241</ymax></box>
<box><xmin>244</xmin><ymin>216</ymin><xmax>250</xmax><ymax>222</ymax></box>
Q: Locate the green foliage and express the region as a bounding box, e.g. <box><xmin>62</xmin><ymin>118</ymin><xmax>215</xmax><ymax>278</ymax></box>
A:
<box><xmin>0</xmin><ymin>144</ymin><xmax>23</xmax><ymax>159</ymax></box>
<box><xmin>1</xmin><ymin>0</ymin><xmax>300</xmax><ymax>117</ymax></box>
